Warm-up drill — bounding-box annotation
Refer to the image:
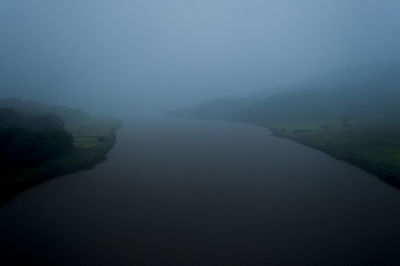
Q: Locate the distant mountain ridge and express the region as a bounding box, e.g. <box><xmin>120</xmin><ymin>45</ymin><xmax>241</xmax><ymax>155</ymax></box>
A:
<box><xmin>180</xmin><ymin>61</ymin><xmax>400</xmax><ymax>123</ymax></box>
<box><xmin>178</xmin><ymin>60</ymin><xmax>400</xmax><ymax>188</ymax></box>
<box><xmin>235</xmin><ymin>62</ymin><xmax>400</xmax><ymax>123</ymax></box>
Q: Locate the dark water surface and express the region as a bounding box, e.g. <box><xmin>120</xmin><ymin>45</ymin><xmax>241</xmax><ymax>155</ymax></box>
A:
<box><xmin>1</xmin><ymin>117</ymin><xmax>400</xmax><ymax>265</ymax></box>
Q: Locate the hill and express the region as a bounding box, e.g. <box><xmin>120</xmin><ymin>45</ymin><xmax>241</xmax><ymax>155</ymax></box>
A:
<box><xmin>179</xmin><ymin>61</ymin><xmax>400</xmax><ymax>187</ymax></box>
<box><xmin>234</xmin><ymin>62</ymin><xmax>400</xmax><ymax>123</ymax></box>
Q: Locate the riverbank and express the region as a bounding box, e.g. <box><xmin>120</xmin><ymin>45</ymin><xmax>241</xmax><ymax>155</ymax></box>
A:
<box><xmin>246</xmin><ymin>119</ymin><xmax>400</xmax><ymax>188</ymax></box>
<box><xmin>0</xmin><ymin>121</ymin><xmax>121</xmax><ymax>204</ymax></box>
<box><xmin>2</xmin><ymin>118</ymin><xmax>400</xmax><ymax>266</ymax></box>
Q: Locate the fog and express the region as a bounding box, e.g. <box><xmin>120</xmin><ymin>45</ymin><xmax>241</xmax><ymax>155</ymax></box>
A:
<box><xmin>1</xmin><ymin>0</ymin><xmax>399</xmax><ymax>116</ymax></box>
<box><xmin>3</xmin><ymin>2</ymin><xmax>400</xmax><ymax>265</ymax></box>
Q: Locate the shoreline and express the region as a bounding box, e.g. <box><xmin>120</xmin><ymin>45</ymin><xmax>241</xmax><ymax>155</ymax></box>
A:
<box><xmin>257</xmin><ymin>123</ymin><xmax>400</xmax><ymax>189</ymax></box>
<box><xmin>180</xmin><ymin>116</ymin><xmax>400</xmax><ymax>190</ymax></box>
<box><xmin>0</xmin><ymin>126</ymin><xmax>121</xmax><ymax>205</ymax></box>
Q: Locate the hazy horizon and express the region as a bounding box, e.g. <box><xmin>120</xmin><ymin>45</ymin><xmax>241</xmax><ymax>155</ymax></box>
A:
<box><xmin>2</xmin><ymin>2</ymin><xmax>400</xmax><ymax>265</ymax></box>
<box><xmin>1</xmin><ymin>0</ymin><xmax>399</xmax><ymax>116</ymax></box>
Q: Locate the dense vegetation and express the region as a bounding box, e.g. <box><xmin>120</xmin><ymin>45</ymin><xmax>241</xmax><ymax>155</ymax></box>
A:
<box><xmin>179</xmin><ymin>61</ymin><xmax>400</xmax><ymax>187</ymax></box>
<box><xmin>0</xmin><ymin>98</ymin><xmax>91</xmax><ymax>125</ymax></box>
<box><xmin>0</xmin><ymin>99</ymin><xmax>121</xmax><ymax>204</ymax></box>
<box><xmin>0</xmin><ymin>108</ymin><xmax>73</xmax><ymax>168</ymax></box>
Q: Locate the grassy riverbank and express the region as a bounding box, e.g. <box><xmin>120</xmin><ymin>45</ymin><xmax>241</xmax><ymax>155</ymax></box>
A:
<box><xmin>249</xmin><ymin>119</ymin><xmax>400</xmax><ymax>188</ymax></box>
<box><xmin>0</xmin><ymin>122</ymin><xmax>120</xmax><ymax>204</ymax></box>
<box><xmin>0</xmin><ymin>99</ymin><xmax>121</xmax><ymax>204</ymax></box>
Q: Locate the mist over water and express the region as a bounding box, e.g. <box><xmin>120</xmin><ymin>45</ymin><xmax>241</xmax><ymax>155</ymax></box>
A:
<box><xmin>2</xmin><ymin>1</ymin><xmax>400</xmax><ymax>265</ymax></box>
<box><xmin>1</xmin><ymin>0</ymin><xmax>399</xmax><ymax>115</ymax></box>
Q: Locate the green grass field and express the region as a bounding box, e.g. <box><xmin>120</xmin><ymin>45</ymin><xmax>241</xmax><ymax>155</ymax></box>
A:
<box><xmin>251</xmin><ymin>119</ymin><xmax>400</xmax><ymax>187</ymax></box>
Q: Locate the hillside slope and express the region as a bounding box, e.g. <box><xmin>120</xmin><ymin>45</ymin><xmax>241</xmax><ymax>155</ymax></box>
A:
<box><xmin>235</xmin><ymin>62</ymin><xmax>400</xmax><ymax>123</ymax></box>
<box><xmin>180</xmin><ymin>61</ymin><xmax>400</xmax><ymax>187</ymax></box>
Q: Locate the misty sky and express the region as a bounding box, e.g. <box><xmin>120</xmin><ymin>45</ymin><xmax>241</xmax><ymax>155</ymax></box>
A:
<box><xmin>0</xmin><ymin>0</ymin><xmax>399</xmax><ymax>115</ymax></box>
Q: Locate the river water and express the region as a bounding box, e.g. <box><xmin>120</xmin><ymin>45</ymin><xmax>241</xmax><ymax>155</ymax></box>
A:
<box><xmin>1</xmin><ymin>117</ymin><xmax>400</xmax><ymax>265</ymax></box>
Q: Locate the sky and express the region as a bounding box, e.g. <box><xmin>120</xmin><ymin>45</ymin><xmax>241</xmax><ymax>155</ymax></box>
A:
<box><xmin>0</xmin><ymin>0</ymin><xmax>399</xmax><ymax>115</ymax></box>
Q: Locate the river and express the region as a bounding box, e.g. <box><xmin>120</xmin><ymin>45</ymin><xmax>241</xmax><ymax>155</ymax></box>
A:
<box><xmin>1</xmin><ymin>117</ymin><xmax>400</xmax><ymax>265</ymax></box>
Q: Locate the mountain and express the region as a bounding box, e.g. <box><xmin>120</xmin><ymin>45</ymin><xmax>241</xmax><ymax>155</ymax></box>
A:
<box><xmin>181</xmin><ymin>60</ymin><xmax>400</xmax><ymax>123</ymax></box>
<box><xmin>234</xmin><ymin>61</ymin><xmax>400</xmax><ymax>124</ymax></box>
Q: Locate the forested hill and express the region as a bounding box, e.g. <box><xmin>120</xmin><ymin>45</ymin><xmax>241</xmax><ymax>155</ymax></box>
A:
<box><xmin>0</xmin><ymin>108</ymin><xmax>64</xmax><ymax>131</ymax></box>
<box><xmin>0</xmin><ymin>98</ymin><xmax>90</xmax><ymax>126</ymax></box>
<box><xmin>180</xmin><ymin>61</ymin><xmax>400</xmax><ymax>123</ymax></box>
<box><xmin>178</xmin><ymin>61</ymin><xmax>400</xmax><ymax>188</ymax></box>
<box><xmin>234</xmin><ymin>61</ymin><xmax>400</xmax><ymax>123</ymax></box>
